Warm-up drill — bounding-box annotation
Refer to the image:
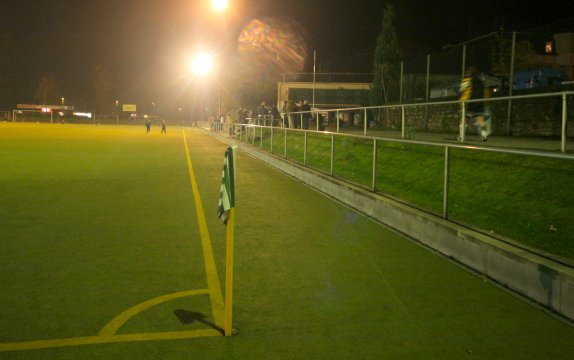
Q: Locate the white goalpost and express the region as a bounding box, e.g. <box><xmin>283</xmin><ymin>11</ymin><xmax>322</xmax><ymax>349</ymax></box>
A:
<box><xmin>12</xmin><ymin>109</ymin><xmax>54</xmax><ymax>123</ymax></box>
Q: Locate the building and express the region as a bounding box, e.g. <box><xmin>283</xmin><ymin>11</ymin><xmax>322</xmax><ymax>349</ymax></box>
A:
<box><xmin>277</xmin><ymin>73</ymin><xmax>372</xmax><ymax>109</ymax></box>
<box><xmin>539</xmin><ymin>32</ymin><xmax>574</xmax><ymax>80</ymax></box>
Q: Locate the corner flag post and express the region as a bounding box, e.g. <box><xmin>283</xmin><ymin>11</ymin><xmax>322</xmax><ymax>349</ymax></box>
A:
<box><xmin>224</xmin><ymin>205</ymin><xmax>235</xmax><ymax>336</ymax></box>
<box><xmin>217</xmin><ymin>146</ymin><xmax>236</xmax><ymax>336</ymax></box>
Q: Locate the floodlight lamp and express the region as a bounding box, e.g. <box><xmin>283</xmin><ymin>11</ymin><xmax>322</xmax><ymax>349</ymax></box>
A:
<box><xmin>211</xmin><ymin>0</ymin><xmax>228</xmax><ymax>12</ymax></box>
<box><xmin>191</xmin><ymin>53</ymin><xmax>214</xmax><ymax>76</ymax></box>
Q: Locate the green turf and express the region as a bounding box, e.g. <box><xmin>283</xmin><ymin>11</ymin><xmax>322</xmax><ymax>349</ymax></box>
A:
<box><xmin>239</xmin><ymin>128</ymin><xmax>574</xmax><ymax>259</ymax></box>
<box><xmin>1</xmin><ymin>123</ymin><xmax>574</xmax><ymax>359</ymax></box>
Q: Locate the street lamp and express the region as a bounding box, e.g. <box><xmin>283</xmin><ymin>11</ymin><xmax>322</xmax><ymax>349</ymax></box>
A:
<box><xmin>115</xmin><ymin>100</ymin><xmax>119</xmax><ymax>123</ymax></box>
<box><xmin>61</xmin><ymin>97</ymin><xmax>65</xmax><ymax>106</ymax></box>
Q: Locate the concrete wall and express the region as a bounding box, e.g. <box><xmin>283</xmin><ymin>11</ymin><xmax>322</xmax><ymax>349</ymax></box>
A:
<box><xmin>214</xmin><ymin>132</ymin><xmax>574</xmax><ymax>322</ymax></box>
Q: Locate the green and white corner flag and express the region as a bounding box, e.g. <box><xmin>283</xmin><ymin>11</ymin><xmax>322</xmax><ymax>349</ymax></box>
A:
<box><xmin>217</xmin><ymin>146</ymin><xmax>236</xmax><ymax>225</ymax></box>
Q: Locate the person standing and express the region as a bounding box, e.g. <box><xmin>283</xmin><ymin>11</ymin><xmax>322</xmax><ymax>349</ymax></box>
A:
<box><xmin>257</xmin><ymin>101</ymin><xmax>268</xmax><ymax>118</ymax></box>
<box><xmin>286</xmin><ymin>99</ymin><xmax>299</xmax><ymax>128</ymax></box>
<box><xmin>236</xmin><ymin>107</ymin><xmax>244</xmax><ymax>124</ymax></box>
<box><xmin>459</xmin><ymin>66</ymin><xmax>484</xmax><ymax>141</ymax></box>
<box><xmin>281</xmin><ymin>100</ymin><xmax>289</xmax><ymax>128</ymax></box>
<box><xmin>476</xmin><ymin>86</ymin><xmax>493</xmax><ymax>141</ymax></box>
<box><xmin>145</xmin><ymin>115</ymin><xmax>151</xmax><ymax>133</ymax></box>
<box><xmin>271</xmin><ymin>104</ymin><xmax>280</xmax><ymax>126</ymax></box>
<box><xmin>301</xmin><ymin>99</ymin><xmax>311</xmax><ymax>130</ymax></box>
<box><xmin>161</xmin><ymin>119</ymin><xmax>167</xmax><ymax>134</ymax></box>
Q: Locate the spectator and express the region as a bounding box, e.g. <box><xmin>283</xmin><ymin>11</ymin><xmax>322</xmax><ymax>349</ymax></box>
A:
<box><xmin>236</xmin><ymin>107</ymin><xmax>245</xmax><ymax>124</ymax></box>
<box><xmin>271</xmin><ymin>104</ymin><xmax>280</xmax><ymax>126</ymax></box>
<box><xmin>301</xmin><ymin>99</ymin><xmax>311</xmax><ymax>129</ymax></box>
<box><xmin>286</xmin><ymin>99</ymin><xmax>298</xmax><ymax>128</ymax></box>
<box><xmin>257</xmin><ymin>101</ymin><xmax>268</xmax><ymax>117</ymax></box>
<box><xmin>281</xmin><ymin>100</ymin><xmax>289</xmax><ymax>128</ymax></box>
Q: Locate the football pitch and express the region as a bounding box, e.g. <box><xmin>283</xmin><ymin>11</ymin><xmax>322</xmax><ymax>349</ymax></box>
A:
<box><xmin>1</xmin><ymin>123</ymin><xmax>573</xmax><ymax>359</ymax></box>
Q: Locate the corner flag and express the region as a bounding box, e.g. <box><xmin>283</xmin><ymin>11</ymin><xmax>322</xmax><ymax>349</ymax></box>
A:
<box><xmin>218</xmin><ymin>145</ymin><xmax>237</xmax><ymax>336</ymax></box>
<box><xmin>217</xmin><ymin>146</ymin><xmax>236</xmax><ymax>225</ymax></box>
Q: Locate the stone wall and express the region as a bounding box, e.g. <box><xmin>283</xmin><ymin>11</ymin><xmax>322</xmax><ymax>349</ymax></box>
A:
<box><xmin>365</xmin><ymin>95</ymin><xmax>574</xmax><ymax>136</ymax></box>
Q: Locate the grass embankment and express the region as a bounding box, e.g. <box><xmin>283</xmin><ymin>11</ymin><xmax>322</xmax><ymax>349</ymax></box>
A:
<box><xmin>241</xmin><ymin>127</ymin><xmax>574</xmax><ymax>260</ymax></box>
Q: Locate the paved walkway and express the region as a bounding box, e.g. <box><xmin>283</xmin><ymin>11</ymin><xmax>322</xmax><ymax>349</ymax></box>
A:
<box><xmin>203</xmin><ymin>121</ymin><xmax>574</xmax><ymax>153</ymax></box>
<box><xmin>340</xmin><ymin>128</ymin><xmax>574</xmax><ymax>152</ymax></box>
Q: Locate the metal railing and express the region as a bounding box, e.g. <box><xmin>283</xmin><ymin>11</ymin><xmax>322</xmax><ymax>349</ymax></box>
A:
<box><xmin>274</xmin><ymin>90</ymin><xmax>573</xmax><ymax>153</ymax></box>
<box><xmin>224</xmin><ymin>123</ymin><xmax>573</xmax><ymax>219</ymax></box>
<box><xmin>209</xmin><ymin>111</ymin><xmax>574</xmax><ymax>263</ymax></box>
<box><xmin>209</xmin><ymin>87</ymin><xmax>574</xmax><ymax>263</ymax></box>
<box><xmin>212</xmin><ymin>124</ymin><xmax>574</xmax><ymax>264</ymax></box>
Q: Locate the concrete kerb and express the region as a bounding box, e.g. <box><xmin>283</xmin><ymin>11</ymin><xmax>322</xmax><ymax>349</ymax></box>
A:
<box><xmin>206</xmin><ymin>129</ymin><xmax>574</xmax><ymax>323</ymax></box>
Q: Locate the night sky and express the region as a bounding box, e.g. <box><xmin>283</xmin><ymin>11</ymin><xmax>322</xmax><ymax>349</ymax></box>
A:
<box><xmin>2</xmin><ymin>0</ymin><xmax>571</xmax><ymax>110</ymax></box>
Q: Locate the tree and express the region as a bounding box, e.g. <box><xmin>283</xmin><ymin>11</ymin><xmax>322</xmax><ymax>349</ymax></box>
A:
<box><xmin>370</xmin><ymin>3</ymin><xmax>402</xmax><ymax>115</ymax></box>
<box><xmin>92</xmin><ymin>64</ymin><xmax>113</xmax><ymax>114</ymax></box>
<box><xmin>34</xmin><ymin>74</ymin><xmax>60</xmax><ymax>105</ymax></box>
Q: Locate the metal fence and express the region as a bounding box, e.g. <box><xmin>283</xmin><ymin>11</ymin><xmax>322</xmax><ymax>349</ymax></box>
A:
<box><xmin>267</xmin><ymin>90</ymin><xmax>574</xmax><ymax>153</ymax></box>
<box><xmin>210</xmin><ymin>108</ymin><xmax>574</xmax><ymax>260</ymax></box>
<box><xmin>213</xmin><ymin>120</ymin><xmax>574</xmax><ymax>214</ymax></box>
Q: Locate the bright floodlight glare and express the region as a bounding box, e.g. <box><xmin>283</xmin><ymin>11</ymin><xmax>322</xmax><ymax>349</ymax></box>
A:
<box><xmin>211</xmin><ymin>0</ymin><xmax>228</xmax><ymax>12</ymax></box>
<box><xmin>191</xmin><ymin>53</ymin><xmax>214</xmax><ymax>76</ymax></box>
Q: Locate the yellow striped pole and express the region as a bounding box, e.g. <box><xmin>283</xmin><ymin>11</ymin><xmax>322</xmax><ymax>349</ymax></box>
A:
<box><xmin>224</xmin><ymin>207</ymin><xmax>235</xmax><ymax>336</ymax></box>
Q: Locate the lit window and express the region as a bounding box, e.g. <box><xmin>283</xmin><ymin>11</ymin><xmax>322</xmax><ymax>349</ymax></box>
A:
<box><xmin>545</xmin><ymin>42</ymin><xmax>553</xmax><ymax>54</ymax></box>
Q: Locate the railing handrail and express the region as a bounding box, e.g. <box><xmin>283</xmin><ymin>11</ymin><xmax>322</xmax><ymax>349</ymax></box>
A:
<box><xmin>281</xmin><ymin>90</ymin><xmax>574</xmax><ymax>115</ymax></box>
<box><xmin>234</xmin><ymin>123</ymin><xmax>574</xmax><ymax>161</ymax></box>
<box><xmin>215</xmin><ymin>118</ymin><xmax>574</xmax><ymax>263</ymax></box>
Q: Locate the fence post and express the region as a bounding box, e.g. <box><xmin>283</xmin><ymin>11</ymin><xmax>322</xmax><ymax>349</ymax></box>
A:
<box><xmin>330</xmin><ymin>133</ymin><xmax>335</xmax><ymax>176</ymax></box>
<box><xmin>562</xmin><ymin>93</ymin><xmax>568</xmax><ymax>154</ymax></box>
<box><xmin>304</xmin><ymin>131</ymin><xmax>308</xmax><ymax>166</ymax></box>
<box><xmin>506</xmin><ymin>31</ymin><xmax>517</xmax><ymax>135</ymax></box>
<box><xmin>260</xmin><ymin>126</ymin><xmax>263</xmax><ymax>148</ymax></box>
<box><xmin>372</xmin><ymin>139</ymin><xmax>377</xmax><ymax>192</ymax></box>
<box><xmin>270</xmin><ymin>126</ymin><xmax>274</xmax><ymax>153</ymax></box>
<box><xmin>424</xmin><ymin>54</ymin><xmax>430</xmax><ymax>129</ymax></box>
<box><xmin>336</xmin><ymin>110</ymin><xmax>340</xmax><ymax>133</ymax></box>
<box><xmin>401</xmin><ymin>106</ymin><xmax>406</xmax><ymax>139</ymax></box>
<box><xmin>399</xmin><ymin>61</ymin><xmax>404</xmax><ymax>103</ymax></box>
<box><xmin>461</xmin><ymin>45</ymin><xmax>466</xmax><ymax>79</ymax></box>
<box><xmin>443</xmin><ymin>146</ymin><xmax>450</xmax><ymax>219</ymax></box>
<box><xmin>459</xmin><ymin>103</ymin><xmax>466</xmax><ymax>142</ymax></box>
<box><xmin>364</xmin><ymin>108</ymin><xmax>368</xmax><ymax>136</ymax></box>
<box><xmin>284</xmin><ymin>128</ymin><xmax>287</xmax><ymax>158</ymax></box>
<box><xmin>316</xmin><ymin>112</ymin><xmax>319</xmax><ymax>131</ymax></box>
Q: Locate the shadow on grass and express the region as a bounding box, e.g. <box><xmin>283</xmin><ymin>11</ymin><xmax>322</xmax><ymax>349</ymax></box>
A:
<box><xmin>173</xmin><ymin>309</ymin><xmax>224</xmax><ymax>335</ymax></box>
